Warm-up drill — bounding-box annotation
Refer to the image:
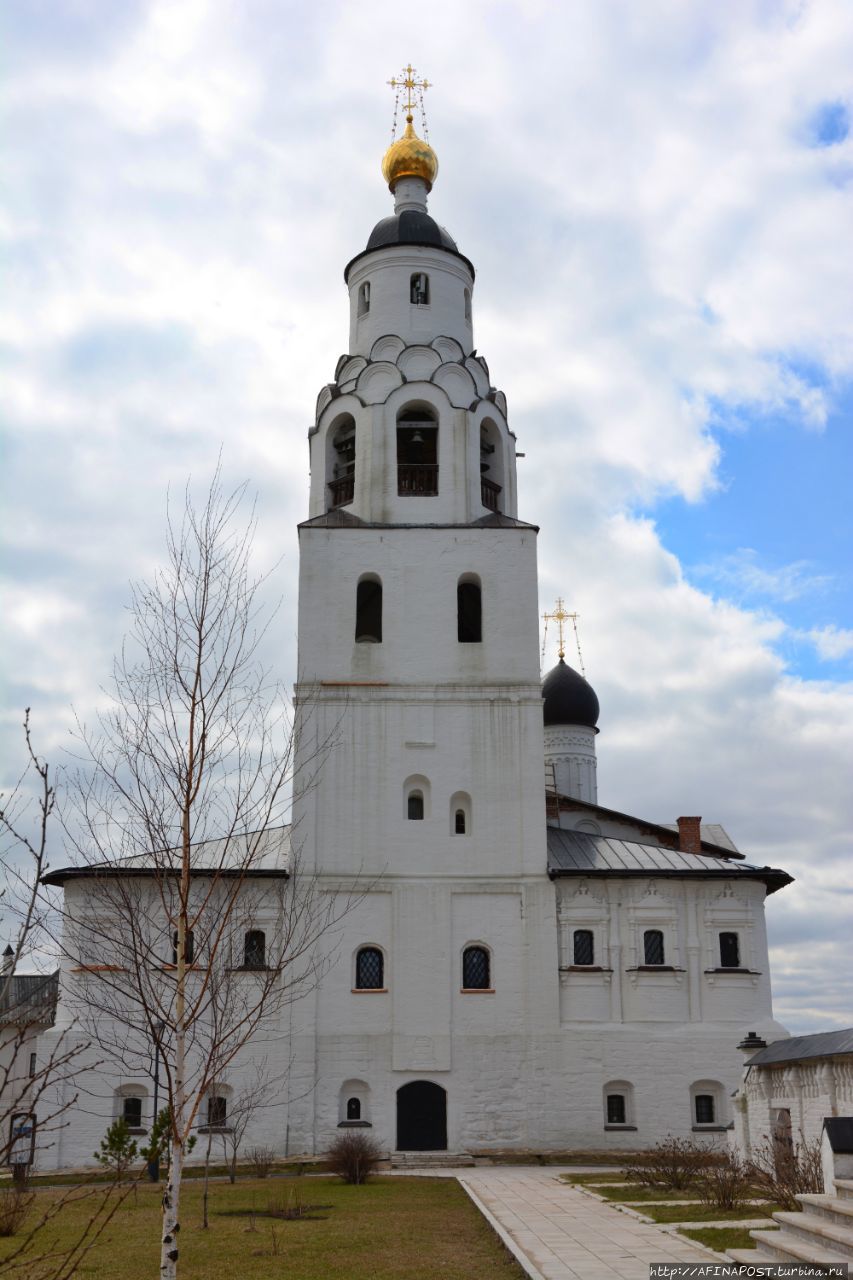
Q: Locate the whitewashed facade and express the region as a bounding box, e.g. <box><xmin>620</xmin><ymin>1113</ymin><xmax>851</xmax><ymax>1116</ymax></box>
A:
<box><xmin>18</xmin><ymin>122</ymin><xmax>795</xmax><ymax>1168</ymax></box>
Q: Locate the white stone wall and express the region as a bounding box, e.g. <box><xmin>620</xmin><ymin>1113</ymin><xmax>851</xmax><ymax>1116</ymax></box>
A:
<box><xmin>545</xmin><ymin>725</ymin><xmax>598</xmax><ymax>804</ymax></box>
<box><xmin>347</xmin><ymin>244</ymin><xmax>473</xmax><ymax>359</ymax></box>
<box><xmin>733</xmin><ymin>1054</ymin><xmax>853</xmax><ymax>1159</ymax></box>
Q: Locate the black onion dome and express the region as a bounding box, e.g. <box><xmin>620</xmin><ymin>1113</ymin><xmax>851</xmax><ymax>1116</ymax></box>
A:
<box><xmin>542</xmin><ymin>658</ymin><xmax>600</xmax><ymax>729</ymax></box>
<box><xmin>344</xmin><ymin>211</ymin><xmax>475</xmax><ymax>282</ymax></box>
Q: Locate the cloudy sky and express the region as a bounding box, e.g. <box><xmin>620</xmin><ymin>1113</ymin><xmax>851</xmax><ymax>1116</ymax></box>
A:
<box><xmin>2</xmin><ymin>0</ymin><xmax>852</xmax><ymax>1033</ymax></box>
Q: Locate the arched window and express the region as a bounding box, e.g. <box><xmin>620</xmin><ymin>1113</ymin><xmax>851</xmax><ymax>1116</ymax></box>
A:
<box><xmin>338</xmin><ymin>1079</ymin><xmax>371</xmax><ymax>1126</ymax></box>
<box><xmin>207</xmin><ymin>1095</ymin><xmax>227</xmax><ymax>1128</ymax></box>
<box><xmin>410</xmin><ymin>272</ymin><xmax>429</xmax><ymax>305</ymax></box>
<box><xmin>171</xmin><ymin>930</ymin><xmax>194</xmax><ymax>966</ymax></box>
<box><xmin>357</xmin><ymin>281</ymin><xmax>370</xmax><ymax>316</ymax></box>
<box><xmin>462</xmin><ymin>946</ymin><xmax>490</xmax><ymax>990</ymax></box>
<box><xmin>603</xmin><ymin>1080</ymin><xmax>634</xmax><ymax>1127</ymax></box>
<box><xmin>407</xmin><ymin>791</ymin><xmax>424</xmax><ymax>820</ymax></box>
<box><xmin>450</xmin><ymin>791</ymin><xmax>471</xmax><ymax>836</ymax></box>
<box><xmin>346</xmin><ymin>1097</ymin><xmax>361</xmax><ymax>1120</ymax></box>
<box><xmin>573</xmin><ymin>929</ymin><xmax>594</xmax><ymax>966</ymax></box>
<box><xmin>457</xmin><ymin>577</ymin><xmax>482</xmax><ymax>643</ymax></box>
<box><xmin>243</xmin><ymin>930</ymin><xmax>266</xmax><ymax>969</ymax></box>
<box><xmin>355</xmin><ymin>947</ymin><xmax>384</xmax><ymax>990</ymax></box>
<box><xmin>122</xmin><ymin>1095</ymin><xmax>143</xmax><ymax>1129</ymax></box>
<box><xmin>464</xmin><ymin>288</ymin><xmax>471</xmax><ymax>321</ymax></box>
<box><xmin>643</xmin><ymin>929</ymin><xmax>665</xmax><ymax>966</ymax></box>
<box><xmin>328</xmin><ymin>418</ymin><xmax>356</xmax><ymax>509</ymax></box>
<box><xmin>355</xmin><ymin>575</ymin><xmax>382</xmax><ymax>643</ymax></box>
<box><xmin>479</xmin><ymin>420</ymin><xmax>503</xmax><ymax>513</ymax></box>
<box><xmin>719</xmin><ymin>932</ymin><xmax>740</xmax><ymax>968</ymax></box>
<box><xmin>397</xmin><ymin>408</ymin><xmax>438</xmax><ymax>496</ymax></box>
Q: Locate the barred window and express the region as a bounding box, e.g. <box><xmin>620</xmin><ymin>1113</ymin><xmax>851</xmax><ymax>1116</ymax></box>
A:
<box><xmin>355</xmin><ymin>947</ymin><xmax>384</xmax><ymax>990</ymax></box>
<box><xmin>207</xmin><ymin>1096</ymin><xmax>227</xmax><ymax>1128</ymax></box>
<box><xmin>244</xmin><ymin>930</ymin><xmax>266</xmax><ymax>969</ymax></box>
<box><xmin>573</xmin><ymin>929</ymin><xmax>594</xmax><ymax>966</ymax></box>
<box><xmin>462</xmin><ymin>946</ymin><xmax>490</xmax><ymax>990</ymax></box>
<box><xmin>606</xmin><ymin>1094</ymin><xmax>626</xmax><ymax>1125</ymax></box>
<box><xmin>122</xmin><ymin>1096</ymin><xmax>142</xmax><ymax>1128</ymax></box>
<box><xmin>643</xmin><ymin>929</ymin><xmax>665</xmax><ymax>966</ymax></box>
<box><xmin>695</xmin><ymin>1094</ymin><xmax>715</xmax><ymax>1125</ymax></box>
<box><xmin>719</xmin><ymin>932</ymin><xmax>740</xmax><ymax>968</ymax></box>
<box><xmin>454</xmin><ymin>809</ymin><xmax>466</xmax><ymax>835</ymax></box>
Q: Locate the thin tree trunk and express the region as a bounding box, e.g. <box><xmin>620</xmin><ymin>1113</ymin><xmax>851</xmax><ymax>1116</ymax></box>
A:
<box><xmin>161</xmin><ymin>798</ymin><xmax>191</xmax><ymax>1278</ymax></box>
<box><xmin>201</xmin><ymin>1130</ymin><xmax>213</xmax><ymax>1228</ymax></box>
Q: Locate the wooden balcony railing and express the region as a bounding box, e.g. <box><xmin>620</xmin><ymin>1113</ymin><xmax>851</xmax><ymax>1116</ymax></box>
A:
<box><xmin>328</xmin><ymin>474</ymin><xmax>355</xmax><ymax>508</ymax></box>
<box><xmin>480</xmin><ymin>476</ymin><xmax>502</xmax><ymax>512</ymax></box>
<box><xmin>397</xmin><ymin>464</ymin><xmax>439</xmax><ymax>496</ymax></box>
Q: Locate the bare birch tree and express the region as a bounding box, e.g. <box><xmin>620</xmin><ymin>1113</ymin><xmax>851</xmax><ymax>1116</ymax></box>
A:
<box><xmin>0</xmin><ymin>716</ymin><xmax>132</xmax><ymax>1280</ymax></box>
<box><xmin>59</xmin><ymin>475</ymin><xmax>343</xmax><ymax>1280</ymax></box>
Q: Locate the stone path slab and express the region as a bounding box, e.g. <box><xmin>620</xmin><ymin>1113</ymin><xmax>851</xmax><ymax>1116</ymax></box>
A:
<box><xmin>455</xmin><ymin>1168</ymin><xmax>724</xmax><ymax>1280</ymax></box>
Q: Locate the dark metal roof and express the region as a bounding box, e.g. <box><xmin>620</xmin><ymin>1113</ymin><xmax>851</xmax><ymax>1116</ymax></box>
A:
<box><xmin>547</xmin><ymin>828</ymin><xmax>792</xmax><ymax>893</ymax></box>
<box><xmin>747</xmin><ymin>1028</ymin><xmax>853</xmax><ymax>1066</ymax></box>
<box><xmin>0</xmin><ymin>971</ymin><xmax>59</xmax><ymax>1026</ymax></box>
<box><xmin>551</xmin><ymin>796</ymin><xmax>743</xmax><ymax>858</ymax></box>
<box><xmin>42</xmin><ymin>865</ymin><xmax>288</xmax><ymax>886</ymax></box>
<box><xmin>542</xmin><ymin>658</ymin><xmax>600</xmax><ymax>729</ymax></box>
<box><xmin>344</xmin><ymin>210</ymin><xmax>475</xmax><ymax>282</ymax></box>
<box><xmin>299</xmin><ymin>515</ymin><xmax>538</xmax><ymax>532</ymax></box>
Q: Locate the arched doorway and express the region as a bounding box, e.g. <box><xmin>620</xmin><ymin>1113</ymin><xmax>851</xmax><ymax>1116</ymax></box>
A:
<box><xmin>396</xmin><ymin>1081</ymin><xmax>447</xmax><ymax>1151</ymax></box>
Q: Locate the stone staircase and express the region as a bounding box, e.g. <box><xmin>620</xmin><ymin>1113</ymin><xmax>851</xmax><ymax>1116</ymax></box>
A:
<box><xmin>388</xmin><ymin>1151</ymin><xmax>476</xmax><ymax>1169</ymax></box>
<box><xmin>729</xmin><ymin>1178</ymin><xmax>853</xmax><ymax>1267</ymax></box>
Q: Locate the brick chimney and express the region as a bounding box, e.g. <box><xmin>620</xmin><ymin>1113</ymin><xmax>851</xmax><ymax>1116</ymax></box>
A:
<box><xmin>677</xmin><ymin>816</ymin><xmax>702</xmax><ymax>855</ymax></box>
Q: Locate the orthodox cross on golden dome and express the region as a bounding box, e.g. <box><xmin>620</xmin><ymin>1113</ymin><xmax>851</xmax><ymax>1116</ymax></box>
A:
<box><xmin>542</xmin><ymin>597</ymin><xmax>586</xmax><ymax>675</ymax></box>
<box><xmin>387</xmin><ymin>63</ymin><xmax>432</xmax><ymax>140</ymax></box>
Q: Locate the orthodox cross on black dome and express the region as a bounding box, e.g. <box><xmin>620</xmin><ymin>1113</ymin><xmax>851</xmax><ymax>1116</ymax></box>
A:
<box><xmin>542</xmin><ymin>596</ymin><xmax>586</xmax><ymax>675</ymax></box>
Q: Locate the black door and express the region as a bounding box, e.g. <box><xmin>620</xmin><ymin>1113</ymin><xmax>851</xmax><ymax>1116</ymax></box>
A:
<box><xmin>396</xmin><ymin>1081</ymin><xmax>447</xmax><ymax>1151</ymax></box>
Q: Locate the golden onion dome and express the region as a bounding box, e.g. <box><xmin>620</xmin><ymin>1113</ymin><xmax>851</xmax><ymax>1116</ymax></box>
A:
<box><xmin>381</xmin><ymin>116</ymin><xmax>438</xmax><ymax>192</ymax></box>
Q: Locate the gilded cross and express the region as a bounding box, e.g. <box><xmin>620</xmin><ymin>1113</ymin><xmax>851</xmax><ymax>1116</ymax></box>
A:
<box><xmin>542</xmin><ymin>597</ymin><xmax>579</xmax><ymax>662</ymax></box>
<box><xmin>388</xmin><ymin>64</ymin><xmax>431</xmax><ymax>116</ymax></box>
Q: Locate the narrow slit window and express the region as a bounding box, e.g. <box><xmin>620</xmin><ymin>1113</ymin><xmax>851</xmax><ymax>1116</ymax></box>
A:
<box><xmin>355</xmin><ymin>947</ymin><xmax>384</xmax><ymax>990</ymax></box>
<box><xmin>643</xmin><ymin>929</ymin><xmax>665</xmax><ymax>966</ymax></box>
<box><xmin>407</xmin><ymin>791</ymin><xmax>424</xmax><ymax>821</ymax></box>
<box><xmin>719</xmin><ymin>932</ymin><xmax>740</xmax><ymax>968</ymax></box>
<box><xmin>454</xmin><ymin>809</ymin><xmax>466</xmax><ymax>835</ymax></box>
<box><xmin>573</xmin><ymin>929</ymin><xmax>594</xmax><ymax>966</ymax></box>
<box><xmin>355</xmin><ymin>577</ymin><xmax>382</xmax><ymax>643</ymax></box>
<box><xmin>244</xmin><ymin>930</ymin><xmax>266</xmax><ymax>969</ymax></box>
<box><xmin>695</xmin><ymin>1094</ymin><xmax>715</xmax><ymax>1125</ymax></box>
<box><xmin>357</xmin><ymin>281</ymin><xmax>370</xmax><ymax>316</ymax></box>
<box><xmin>410</xmin><ymin>273</ymin><xmax>429</xmax><ymax>304</ymax></box>
<box><xmin>464</xmin><ymin>288</ymin><xmax>471</xmax><ymax>321</ymax></box>
<box><xmin>122</xmin><ymin>1096</ymin><xmax>143</xmax><ymax>1128</ymax></box>
<box><xmin>462</xmin><ymin>946</ymin><xmax>490</xmax><ymax>990</ymax></box>
<box><xmin>606</xmin><ymin>1094</ymin><xmax>626</xmax><ymax>1125</ymax></box>
<box><xmin>457</xmin><ymin>580</ymin><xmax>482</xmax><ymax>643</ymax></box>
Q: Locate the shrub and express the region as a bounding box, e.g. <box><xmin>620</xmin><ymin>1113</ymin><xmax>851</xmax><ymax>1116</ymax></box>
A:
<box><xmin>695</xmin><ymin>1149</ymin><xmax>753</xmax><ymax>1211</ymax></box>
<box><xmin>0</xmin><ymin>1186</ymin><xmax>35</xmax><ymax>1237</ymax></box>
<box><xmin>246</xmin><ymin>1145</ymin><xmax>276</xmax><ymax>1178</ymax></box>
<box><xmin>327</xmin><ymin>1132</ymin><xmax>382</xmax><ymax>1185</ymax></box>
<box><xmin>624</xmin><ymin>1137</ymin><xmax>705</xmax><ymax>1190</ymax></box>
<box><xmin>747</xmin><ymin>1134</ymin><xmax>823</xmax><ymax>1212</ymax></box>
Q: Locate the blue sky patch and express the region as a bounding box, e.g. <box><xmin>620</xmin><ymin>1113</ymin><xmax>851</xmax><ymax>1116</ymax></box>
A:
<box><xmin>808</xmin><ymin>101</ymin><xmax>850</xmax><ymax>147</ymax></box>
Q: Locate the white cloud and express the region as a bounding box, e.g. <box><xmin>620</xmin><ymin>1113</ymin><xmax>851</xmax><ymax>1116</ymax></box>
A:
<box><xmin>693</xmin><ymin>548</ymin><xmax>834</xmax><ymax>603</ymax></box>
<box><xmin>807</xmin><ymin>624</ymin><xmax>853</xmax><ymax>660</ymax></box>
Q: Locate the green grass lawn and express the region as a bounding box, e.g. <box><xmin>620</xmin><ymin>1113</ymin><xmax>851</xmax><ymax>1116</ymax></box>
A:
<box><xmin>0</xmin><ymin>1176</ymin><xmax>525</xmax><ymax>1280</ymax></box>
<box><xmin>585</xmin><ymin>1183</ymin><xmax>704</xmax><ymax>1203</ymax></box>
<box><xmin>679</xmin><ymin>1224</ymin><xmax>778</xmax><ymax>1252</ymax></box>
<box><xmin>561</xmin><ymin>1173</ymin><xmax>630</xmax><ymax>1185</ymax></box>
<box><xmin>640</xmin><ymin>1202</ymin><xmax>780</xmax><ymax>1224</ymax></box>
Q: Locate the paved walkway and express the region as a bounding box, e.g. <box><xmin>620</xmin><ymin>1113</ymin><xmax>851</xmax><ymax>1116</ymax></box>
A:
<box><xmin>400</xmin><ymin>1167</ymin><xmax>725</xmax><ymax>1280</ymax></box>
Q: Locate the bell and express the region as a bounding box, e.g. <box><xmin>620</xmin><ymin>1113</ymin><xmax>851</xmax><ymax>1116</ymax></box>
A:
<box><xmin>410</xmin><ymin>431</ymin><xmax>424</xmax><ymax>446</ymax></box>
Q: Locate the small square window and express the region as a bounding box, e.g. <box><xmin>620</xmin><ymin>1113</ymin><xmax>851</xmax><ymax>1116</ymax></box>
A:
<box><xmin>122</xmin><ymin>1096</ymin><xmax>143</xmax><ymax>1128</ymax></box>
